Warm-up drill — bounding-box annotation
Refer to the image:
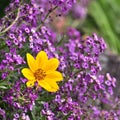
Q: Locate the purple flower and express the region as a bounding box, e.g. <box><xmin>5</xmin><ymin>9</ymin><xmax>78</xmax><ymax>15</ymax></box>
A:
<box><xmin>0</xmin><ymin>108</ymin><xmax>6</xmax><ymax>118</ymax></box>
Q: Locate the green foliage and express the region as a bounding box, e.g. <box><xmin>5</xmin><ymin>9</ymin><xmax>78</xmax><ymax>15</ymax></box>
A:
<box><xmin>0</xmin><ymin>0</ymin><xmax>10</xmax><ymax>18</ymax></box>
<box><xmin>83</xmin><ymin>0</ymin><xmax>120</xmax><ymax>54</ymax></box>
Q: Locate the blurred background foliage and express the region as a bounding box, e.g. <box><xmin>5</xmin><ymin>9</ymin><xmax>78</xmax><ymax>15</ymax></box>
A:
<box><xmin>0</xmin><ymin>0</ymin><xmax>120</xmax><ymax>54</ymax></box>
<box><xmin>82</xmin><ymin>0</ymin><xmax>120</xmax><ymax>54</ymax></box>
<box><xmin>0</xmin><ymin>0</ymin><xmax>10</xmax><ymax>18</ymax></box>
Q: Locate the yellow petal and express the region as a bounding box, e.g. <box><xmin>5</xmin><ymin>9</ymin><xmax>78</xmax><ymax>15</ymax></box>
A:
<box><xmin>38</xmin><ymin>80</ymin><xmax>52</xmax><ymax>92</ymax></box>
<box><xmin>21</xmin><ymin>68</ymin><xmax>35</xmax><ymax>80</ymax></box>
<box><xmin>46</xmin><ymin>71</ymin><xmax>63</xmax><ymax>81</ymax></box>
<box><xmin>44</xmin><ymin>58</ymin><xmax>59</xmax><ymax>72</ymax></box>
<box><xmin>26</xmin><ymin>81</ymin><xmax>35</xmax><ymax>87</ymax></box>
<box><xmin>49</xmin><ymin>88</ymin><xmax>58</xmax><ymax>92</ymax></box>
<box><xmin>44</xmin><ymin>79</ymin><xmax>59</xmax><ymax>90</ymax></box>
<box><xmin>36</xmin><ymin>51</ymin><xmax>48</xmax><ymax>69</ymax></box>
<box><xmin>27</xmin><ymin>53</ymin><xmax>37</xmax><ymax>72</ymax></box>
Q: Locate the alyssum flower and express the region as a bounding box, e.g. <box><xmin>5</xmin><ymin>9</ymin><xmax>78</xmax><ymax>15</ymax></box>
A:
<box><xmin>22</xmin><ymin>51</ymin><xmax>63</xmax><ymax>92</ymax></box>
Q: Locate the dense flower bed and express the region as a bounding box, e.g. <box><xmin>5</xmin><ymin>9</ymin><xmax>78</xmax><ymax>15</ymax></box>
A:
<box><xmin>0</xmin><ymin>0</ymin><xmax>120</xmax><ymax>120</ymax></box>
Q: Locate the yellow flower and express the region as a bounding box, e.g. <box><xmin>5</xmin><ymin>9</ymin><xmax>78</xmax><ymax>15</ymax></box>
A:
<box><xmin>21</xmin><ymin>51</ymin><xmax>63</xmax><ymax>92</ymax></box>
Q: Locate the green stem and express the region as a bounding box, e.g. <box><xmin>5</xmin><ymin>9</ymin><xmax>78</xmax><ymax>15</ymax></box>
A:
<box><xmin>36</xmin><ymin>6</ymin><xmax>57</xmax><ymax>31</ymax></box>
<box><xmin>0</xmin><ymin>7</ymin><xmax>20</xmax><ymax>36</ymax></box>
<box><xmin>31</xmin><ymin>111</ymin><xmax>36</xmax><ymax>120</ymax></box>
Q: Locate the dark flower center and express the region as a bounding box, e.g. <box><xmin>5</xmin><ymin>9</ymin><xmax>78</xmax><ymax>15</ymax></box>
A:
<box><xmin>34</xmin><ymin>69</ymin><xmax>46</xmax><ymax>80</ymax></box>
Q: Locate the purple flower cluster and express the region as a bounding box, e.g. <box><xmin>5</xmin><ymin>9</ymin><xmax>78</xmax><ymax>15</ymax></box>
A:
<box><xmin>4</xmin><ymin>81</ymin><xmax>38</xmax><ymax>110</ymax></box>
<box><xmin>72</xmin><ymin>0</ymin><xmax>91</xmax><ymax>19</ymax></box>
<box><xmin>0</xmin><ymin>0</ymin><xmax>120</xmax><ymax>119</ymax></box>
<box><xmin>29</xmin><ymin>26</ymin><xmax>58</xmax><ymax>58</ymax></box>
<box><xmin>0</xmin><ymin>50</ymin><xmax>25</xmax><ymax>80</ymax></box>
<box><xmin>31</xmin><ymin>0</ymin><xmax>76</xmax><ymax>16</ymax></box>
<box><xmin>39</xmin><ymin>28</ymin><xmax>118</xmax><ymax>119</ymax></box>
<box><xmin>3</xmin><ymin>81</ymin><xmax>38</xmax><ymax>119</ymax></box>
<box><xmin>0</xmin><ymin>0</ymin><xmax>77</xmax><ymax>119</ymax></box>
<box><xmin>13</xmin><ymin>113</ymin><xmax>30</xmax><ymax>120</ymax></box>
<box><xmin>0</xmin><ymin>108</ymin><xmax>6</xmax><ymax>119</ymax></box>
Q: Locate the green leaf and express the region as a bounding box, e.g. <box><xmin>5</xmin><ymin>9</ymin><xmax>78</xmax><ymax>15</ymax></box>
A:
<box><xmin>0</xmin><ymin>85</ymin><xmax>8</xmax><ymax>89</ymax></box>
